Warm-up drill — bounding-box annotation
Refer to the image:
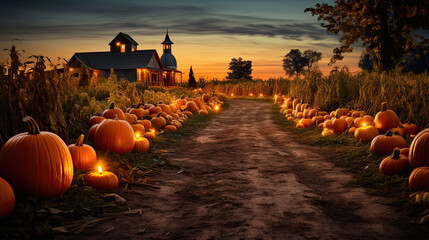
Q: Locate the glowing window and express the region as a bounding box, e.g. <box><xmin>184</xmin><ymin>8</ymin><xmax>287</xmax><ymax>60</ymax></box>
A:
<box><xmin>137</xmin><ymin>69</ymin><xmax>142</xmax><ymax>81</ymax></box>
<box><xmin>120</xmin><ymin>44</ymin><xmax>125</xmax><ymax>52</ymax></box>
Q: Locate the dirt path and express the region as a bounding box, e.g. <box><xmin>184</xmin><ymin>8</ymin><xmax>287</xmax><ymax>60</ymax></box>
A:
<box><xmin>76</xmin><ymin>99</ymin><xmax>403</xmax><ymax>240</ymax></box>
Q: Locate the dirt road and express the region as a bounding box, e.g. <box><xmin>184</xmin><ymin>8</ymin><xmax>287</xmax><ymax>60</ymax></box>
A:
<box><xmin>78</xmin><ymin>99</ymin><xmax>402</xmax><ymax>240</ymax></box>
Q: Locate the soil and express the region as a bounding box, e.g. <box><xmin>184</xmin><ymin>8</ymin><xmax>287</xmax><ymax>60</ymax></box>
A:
<box><xmin>69</xmin><ymin>99</ymin><xmax>403</xmax><ymax>240</ymax></box>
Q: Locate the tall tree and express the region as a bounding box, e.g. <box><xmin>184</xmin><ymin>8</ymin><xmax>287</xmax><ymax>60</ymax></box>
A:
<box><xmin>282</xmin><ymin>49</ymin><xmax>322</xmax><ymax>78</ymax></box>
<box><xmin>188</xmin><ymin>66</ymin><xmax>196</xmax><ymax>88</ymax></box>
<box><xmin>226</xmin><ymin>57</ymin><xmax>252</xmax><ymax>80</ymax></box>
<box><xmin>305</xmin><ymin>0</ymin><xmax>429</xmax><ymax>71</ymax></box>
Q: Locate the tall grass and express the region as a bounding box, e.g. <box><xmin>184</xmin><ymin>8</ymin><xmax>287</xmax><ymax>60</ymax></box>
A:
<box><xmin>203</xmin><ymin>78</ymin><xmax>291</xmax><ymax>96</ymax></box>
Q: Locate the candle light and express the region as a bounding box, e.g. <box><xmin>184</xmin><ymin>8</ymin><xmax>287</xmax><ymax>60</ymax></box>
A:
<box><xmin>143</xmin><ymin>129</ymin><xmax>156</xmax><ymax>140</ymax></box>
<box><xmin>134</xmin><ymin>133</ymin><xmax>150</xmax><ymax>153</ymax></box>
<box><xmin>231</xmin><ymin>93</ymin><xmax>234</xmax><ymax>97</ymax></box>
<box><xmin>249</xmin><ymin>93</ymin><xmax>253</xmax><ymax>96</ymax></box>
<box><xmin>259</xmin><ymin>93</ymin><xmax>263</xmax><ymax>97</ymax></box>
<box><xmin>214</xmin><ymin>105</ymin><xmax>220</xmax><ymax>111</ymax></box>
<box><xmin>85</xmin><ymin>164</ymin><xmax>119</xmax><ymax>191</ymax></box>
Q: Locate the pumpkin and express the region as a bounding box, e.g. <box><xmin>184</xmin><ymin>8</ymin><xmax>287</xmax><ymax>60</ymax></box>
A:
<box><xmin>353</xmin><ymin>115</ymin><xmax>374</xmax><ymax>128</ymax></box>
<box><xmin>379</xmin><ymin>148</ymin><xmax>409</xmax><ymax>175</ymax></box>
<box><xmin>186</xmin><ymin>101</ymin><xmax>199</xmax><ymax>113</ymax></box>
<box><xmin>137</xmin><ymin>119</ymin><xmax>152</xmax><ymax>131</ymax></box>
<box><xmin>149</xmin><ymin>106</ymin><xmax>162</xmax><ymax>114</ymax></box>
<box><xmin>409</xmin><ymin>167</ymin><xmax>429</xmax><ymax>190</ymax></box>
<box><xmin>94</xmin><ymin>117</ymin><xmax>135</xmax><ymax>154</ymax></box>
<box><xmin>323</xmin><ymin>119</ymin><xmax>333</xmax><ymax>129</ymax></box>
<box><xmin>134</xmin><ymin>137</ymin><xmax>150</xmax><ymax>153</ymax></box>
<box><xmin>390</xmin><ymin>127</ymin><xmax>404</xmax><ymax>137</ymax></box>
<box><xmin>308</xmin><ymin>109</ymin><xmax>319</xmax><ymax>118</ymax></box>
<box><xmin>124</xmin><ymin>113</ymin><xmax>138</xmax><ymax>124</ymax></box>
<box><xmin>143</xmin><ymin>132</ymin><xmax>156</xmax><ymax>140</ymax></box>
<box><xmin>85</xmin><ymin>167</ymin><xmax>118</xmax><ymax>191</ymax></box>
<box><xmin>370</xmin><ymin>130</ymin><xmax>407</xmax><ymax>155</ymax></box>
<box><xmin>374</xmin><ymin>102</ymin><xmax>400</xmax><ymax>134</ymax></box>
<box><xmin>292</xmin><ymin>99</ymin><xmax>299</xmax><ymax>110</ymax></box>
<box><xmin>141</xmin><ymin>109</ymin><xmax>150</xmax><ymax>117</ymax></box>
<box><xmin>158</xmin><ymin>104</ymin><xmax>172</xmax><ymax>115</ymax></box>
<box><xmin>296</xmin><ymin>112</ymin><xmax>304</xmax><ymax>119</ymax></box>
<box><xmin>332</xmin><ymin>118</ymin><xmax>348</xmax><ymax>133</ymax></box>
<box><xmin>0</xmin><ymin>116</ymin><xmax>73</xmax><ymax>197</ymax></box>
<box><xmin>324</xmin><ymin>115</ymin><xmax>331</xmax><ymax>120</ymax></box>
<box><xmin>296</xmin><ymin>123</ymin><xmax>305</xmax><ymax>128</ymax></box>
<box><xmin>175</xmin><ymin>99</ymin><xmax>187</xmax><ymax>108</ymax></box>
<box><xmin>409</xmin><ymin>128</ymin><xmax>429</xmax><ymax>169</ymax></box>
<box><xmin>287</xmin><ymin>116</ymin><xmax>295</xmax><ymax>121</ymax></box>
<box><xmin>295</xmin><ymin>103</ymin><xmax>302</xmax><ymax>112</ymax></box>
<box><xmin>169</xmin><ymin>104</ymin><xmax>178</xmax><ymax>113</ymax></box>
<box><xmin>88</xmin><ymin>123</ymin><xmax>99</xmax><ymax>142</ymax></box>
<box><xmin>300</xmin><ymin>103</ymin><xmax>309</xmax><ymax>112</ymax></box>
<box><xmin>312</xmin><ymin>116</ymin><xmax>325</xmax><ymax>124</ymax></box>
<box><xmin>183</xmin><ymin>110</ymin><xmax>193</xmax><ymax>117</ymax></box>
<box><xmin>102</xmin><ymin>102</ymin><xmax>125</xmax><ymax>120</ymax></box>
<box><xmin>354</xmin><ymin>125</ymin><xmax>379</xmax><ymax>142</ymax></box>
<box><xmin>351</xmin><ymin>111</ymin><xmax>366</xmax><ymax>118</ymax></box>
<box><xmin>318</xmin><ymin>111</ymin><xmax>329</xmax><ymax>116</ymax></box>
<box><xmin>322</xmin><ymin>128</ymin><xmax>334</xmax><ymax>137</ymax></box>
<box><xmin>285</xmin><ymin>98</ymin><xmax>294</xmax><ymax>109</ymax></box>
<box><xmin>68</xmin><ymin>134</ymin><xmax>97</xmax><ymax>170</ymax></box>
<box><xmin>318</xmin><ymin>122</ymin><xmax>324</xmax><ymax>128</ymax></box>
<box><xmin>403</xmin><ymin>123</ymin><xmax>419</xmax><ymax>136</ymax></box>
<box><xmin>164</xmin><ymin>125</ymin><xmax>178</xmax><ymax>132</ymax></box>
<box><xmin>299</xmin><ymin>119</ymin><xmax>314</xmax><ymax>128</ymax></box>
<box><xmin>132</xmin><ymin>122</ymin><xmax>145</xmax><ymax>135</ymax></box>
<box><xmin>151</xmin><ymin>112</ymin><xmax>167</xmax><ymax>130</ymax></box>
<box><xmin>199</xmin><ymin>109</ymin><xmax>208</xmax><ymax>115</ymax></box>
<box><xmin>345</xmin><ymin>117</ymin><xmax>355</xmax><ymax>127</ymax></box>
<box><xmin>129</xmin><ymin>108</ymin><xmax>145</xmax><ymax>119</ymax></box>
<box><xmin>349</xmin><ymin>127</ymin><xmax>357</xmax><ymax>134</ymax></box>
<box><xmin>89</xmin><ymin>116</ymin><xmax>105</xmax><ymax>127</ymax></box>
<box><xmin>303</xmin><ymin>108</ymin><xmax>311</xmax><ymax>118</ymax></box>
<box><xmin>202</xmin><ymin>94</ymin><xmax>211</xmax><ymax>102</ymax></box>
<box><xmin>400</xmin><ymin>148</ymin><xmax>409</xmax><ymax>156</ymax></box>
<box><xmin>335</xmin><ymin>108</ymin><xmax>349</xmax><ymax>117</ymax></box>
<box><xmin>0</xmin><ymin>177</ymin><xmax>15</xmax><ymax>218</ymax></box>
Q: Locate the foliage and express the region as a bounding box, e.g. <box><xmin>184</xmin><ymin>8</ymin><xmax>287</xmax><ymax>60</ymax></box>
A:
<box><xmin>398</xmin><ymin>40</ymin><xmax>429</xmax><ymax>74</ymax></box>
<box><xmin>305</xmin><ymin>0</ymin><xmax>429</xmax><ymax>71</ymax></box>
<box><xmin>282</xmin><ymin>49</ymin><xmax>322</xmax><ymax>78</ymax></box>
<box><xmin>358</xmin><ymin>53</ymin><xmax>374</xmax><ymax>72</ymax></box>
<box><xmin>203</xmin><ymin>78</ymin><xmax>290</xmax><ymax>97</ymax></box>
<box><xmin>226</xmin><ymin>57</ymin><xmax>253</xmax><ymax>80</ymax></box>
<box><xmin>188</xmin><ymin>66</ymin><xmax>196</xmax><ymax>88</ymax></box>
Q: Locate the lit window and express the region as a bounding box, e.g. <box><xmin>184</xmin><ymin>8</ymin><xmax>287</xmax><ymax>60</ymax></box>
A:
<box><xmin>137</xmin><ymin>69</ymin><xmax>141</xmax><ymax>81</ymax></box>
<box><xmin>120</xmin><ymin>44</ymin><xmax>125</xmax><ymax>53</ymax></box>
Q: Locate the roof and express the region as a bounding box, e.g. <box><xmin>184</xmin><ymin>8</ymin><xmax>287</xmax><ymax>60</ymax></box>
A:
<box><xmin>161</xmin><ymin>53</ymin><xmax>177</xmax><ymax>70</ymax></box>
<box><xmin>108</xmin><ymin>32</ymin><xmax>139</xmax><ymax>46</ymax></box>
<box><xmin>161</xmin><ymin>32</ymin><xmax>174</xmax><ymax>45</ymax></box>
<box><xmin>68</xmin><ymin>50</ymin><xmax>162</xmax><ymax>70</ymax></box>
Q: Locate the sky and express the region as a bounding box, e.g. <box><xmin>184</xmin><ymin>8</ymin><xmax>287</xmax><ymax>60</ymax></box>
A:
<box><xmin>0</xmin><ymin>0</ymin><xmax>364</xmax><ymax>80</ymax></box>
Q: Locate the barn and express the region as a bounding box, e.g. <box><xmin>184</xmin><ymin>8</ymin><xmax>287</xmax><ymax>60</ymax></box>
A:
<box><xmin>67</xmin><ymin>32</ymin><xmax>182</xmax><ymax>86</ymax></box>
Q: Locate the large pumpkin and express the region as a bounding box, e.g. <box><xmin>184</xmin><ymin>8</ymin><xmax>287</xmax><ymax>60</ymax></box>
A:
<box><xmin>88</xmin><ymin>123</ymin><xmax>99</xmax><ymax>142</ymax></box>
<box><xmin>186</xmin><ymin>101</ymin><xmax>199</xmax><ymax>113</ymax></box>
<box><xmin>102</xmin><ymin>102</ymin><xmax>125</xmax><ymax>120</ymax></box>
<box><xmin>354</xmin><ymin>125</ymin><xmax>379</xmax><ymax>142</ymax></box>
<box><xmin>0</xmin><ymin>116</ymin><xmax>73</xmax><ymax>197</ymax></box>
<box><xmin>68</xmin><ymin>134</ymin><xmax>97</xmax><ymax>170</ymax></box>
<box><xmin>332</xmin><ymin>118</ymin><xmax>347</xmax><ymax>133</ymax></box>
<box><xmin>403</xmin><ymin>123</ymin><xmax>419</xmax><ymax>136</ymax></box>
<box><xmin>94</xmin><ymin>117</ymin><xmax>135</xmax><ymax>154</ymax></box>
<box><xmin>370</xmin><ymin>130</ymin><xmax>407</xmax><ymax>155</ymax></box>
<box><xmin>202</xmin><ymin>94</ymin><xmax>211</xmax><ymax>103</ymax></box>
<box><xmin>409</xmin><ymin>167</ymin><xmax>429</xmax><ymax>191</ymax></box>
<box><xmin>374</xmin><ymin>102</ymin><xmax>400</xmax><ymax>134</ymax></box>
<box><xmin>379</xmin><ymin>148</ymin><xmax>409</xmax><ymax>175</ymax></box>
<box><xmin>0</xmin><ymin>177</ymin><xmax>15</xmax><ymax>218</ymax></box>
<box><xmin>409</xmin><ymin>128</ymin><xmax>429</xmax><ymax>169</ymax></box>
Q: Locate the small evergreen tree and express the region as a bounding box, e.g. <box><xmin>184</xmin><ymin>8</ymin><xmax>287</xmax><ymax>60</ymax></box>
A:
<box><xmin>188</xmin><ymin>66</ymin><xmax>196</xmax><ymax>88</ymax></box>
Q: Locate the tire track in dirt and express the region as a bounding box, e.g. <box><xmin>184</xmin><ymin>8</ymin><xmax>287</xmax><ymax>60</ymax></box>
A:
<box><xmin>77</xmin><ymin>99</ymin><xmax>403</xmax><ymax>240</ymax></box>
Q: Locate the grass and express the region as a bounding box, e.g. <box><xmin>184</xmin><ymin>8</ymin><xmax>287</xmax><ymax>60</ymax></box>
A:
<box><xmin>0</xmin><ymin>102</ymin><xmax>226</xmax><ymax>240</ymax></box>
<box><xmin>271</xmin><ymin>104</ymin><xmax>429</xmax><ymax>238</ymax></box>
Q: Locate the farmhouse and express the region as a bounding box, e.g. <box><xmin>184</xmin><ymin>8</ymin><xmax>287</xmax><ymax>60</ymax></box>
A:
<box><xmin>67</xmin><ymin>32</ymin><xmax>182</xmax><ymax>86</ymax></box>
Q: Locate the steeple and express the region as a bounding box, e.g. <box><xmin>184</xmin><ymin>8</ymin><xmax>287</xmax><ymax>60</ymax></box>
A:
<box><xmin>160</xmin><ymin>29</ymin><xmax>177</xmax><ymax>70</ymax></box>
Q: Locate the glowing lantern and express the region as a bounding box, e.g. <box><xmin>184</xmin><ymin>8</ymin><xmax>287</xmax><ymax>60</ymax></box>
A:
<box><xmin>214</xmin><ymin>105</ymin><xmax>220</xmax><ymax>111</ymax></box>
<box><xmin>231</xmin><ymin>93</ymin><xmax>234</xmax><ymax>97</ymax></box>
<box><xmin>259</xmin><ymin>93</ymin><xmax>263</xmax><ymax>97</ymax></box>
<box><xmin>85</xmin><ymin>164</ymin><xmax>119</xmax><ymax>191</ymax></box>
<box><xmin>249</xmin><ymin>93</ymin><xmax>253</xmax><ymax>96</ymax></box>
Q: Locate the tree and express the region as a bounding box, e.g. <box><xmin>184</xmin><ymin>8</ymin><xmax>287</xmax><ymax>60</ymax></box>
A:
<box><xmin>282</xmin><ymin>49</ymin><xmax>322</xmax><ymax>78</ymax></box>
<box><xmin>226</xmin><ymin>57</ymin><xmax>252</xmax><ymax>80</ymax></box>
<box><xmin>188</xmin><ymin>66</ymin><xmax>196</xmax><ymax>88</ymax></box>
<box><xmin>305</xmin><ymin>0</ymin><xmax>429</xmax><ymax>71</ymax></box>
<box><xmin>398</xmin><ymin>40</ymin><xmax>429</xmax><ymax>74</ymax></box>
<box><xmin>358</xmin><ymin>53</ymin><xmax>374</xmax><ymax>72</ymax></box>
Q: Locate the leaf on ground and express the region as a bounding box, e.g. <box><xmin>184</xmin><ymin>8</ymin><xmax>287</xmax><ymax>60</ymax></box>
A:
<box><xmin>103</xmin><ymin>193</ymin><xmax>127</xmax><ymax>203</ymax></box>
<box><xmin>48</xmin><ymin>208</ymin><xmax>74</xmax><ymax>214</ymax></box>
<box><xmin>104</xmin><ymin>226</ymin><xmax>115</xmax><ymax>233</ymax></box>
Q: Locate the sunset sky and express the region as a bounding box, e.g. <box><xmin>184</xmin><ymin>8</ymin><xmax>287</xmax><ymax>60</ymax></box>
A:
<box><xmin>0</xmin><ymin>0</ymin><xmax>364</xmax><ymax>80</ymax></box>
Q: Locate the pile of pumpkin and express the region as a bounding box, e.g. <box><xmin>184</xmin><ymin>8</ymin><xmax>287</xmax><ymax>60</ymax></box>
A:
<box><xmin>274</xmin><ymin>95</ymin><xmax>429</xmax><ymax>191</ymax></box>
<box><xmin>0</xmin><ymin>94</ymin><xmax>223</xmax><ymax>219</ymax></box>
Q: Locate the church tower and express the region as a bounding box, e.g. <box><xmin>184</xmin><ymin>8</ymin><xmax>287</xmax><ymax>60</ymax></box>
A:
<box><xmin>161</xmin><ymin>30</ymin><xmax>177</xmax><ymax>70</ymax></box>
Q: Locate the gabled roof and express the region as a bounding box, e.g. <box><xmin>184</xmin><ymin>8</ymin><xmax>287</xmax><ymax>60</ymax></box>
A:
<box><xmin>108</xmin><ymin>32</ymin><xmax>139</xmax><ymax>46</ymax></box>
<box><xmin>161</xmin><ymin>32</ymin><xmax>174</xmax><ymax>45</ymax></box>
<box><xmin>68</xmin><ymin>50</ymin><xmax>163</xmax><ymax>70</ymax></box>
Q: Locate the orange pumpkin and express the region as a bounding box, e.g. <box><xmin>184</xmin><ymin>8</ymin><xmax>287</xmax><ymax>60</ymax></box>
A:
<box><xmin>0</xmin><ymin>117</ymin><xmax>73</xmax><ymax>197</ymax></box>
<box><xmin>403</xmin><ymin>123</ymin><xmax>419</xmax><ymax>136</ymax></box>
<box><xmin>134</xmin><ymin>137</ymin><xmax>150</xmax><ymax>153</ymax></box>
<box><xmin>323</xmin><ymin>119</ymin><xmax>333</xmax><ymax>129</ymax></box>
<box><xmin>124</xmin><ymin>113</ymin><xmax>138</xmax><ymax>125</ymax></box>
<box><xmin>312</xmin><ymin>116</ymin><xmax>325</xmax><ymax>124</ymax></box>
<box><xmin>374</xmin><ymin>102</ymin><xmax>400</xmax><ymax>134</ymax></box>
<box><xmin>143</xmin><ymin>132</ymin><xmax>156</xmax><ymax>140</ymax></box>
<box><xmin>351</xmin><ymin>111</ymin><xmax>366</xmax><ymax>118</ymax></box>
<box><xmin>322</xmin><ymin>128</ymin><xmax>334</xmax><ymax>137</ymax></box>
<box><xmin>370</xmin><ymin>130</ymin><xmax>407</xmax><ymax>155</ymax></box>
<box><xmin>354</xmin><ymin>125</ymin><xmax>379</xmax><ymax>142</ymax></box>
<box><xmin>186</xmin><ymin>101</ymin><xmax>199</xmax><ymax>113</ymax></box>
<box><xmin>85</xmin><ymin>167</ymin><xmax>118</xmax><ymax>191</ymax></box>
<box><xmin>335</xmin><ymin>108</ymin><xmax>349</xmax><ymax>117</ymax></box>
<box><xmin>308</xmin><ymin>109</ymin><xmax>319</xmax><ymax>118</ymax></box>
<box><xmin>287</xmin><ymin>116</ymin><xmax>295</xmax><ymax>121</ymax></box>
<box><xmin>332</xmin><ymin>118</ymin><xmax>348</xmax><ymax>133</ymax></box>
<box><xmin>296</xmin><ymin>123</ymin><xmax>305</xmax><ymax>128</ymax></box>
<box><xmin>202</xmin><ymin>94</ymin><xmax>211</xmax><ymax>102</ymax></box>
<box><xmin>409</xmin><ymin>167</ymin><xmax>429</xmax><ymax>191</ymax></box>
<box><xmin>183</xmin><ymin>110</ymin><xmax>193</xmax><ymax>117</ymax></box>
<box><xmin>151</xmin><ymin>112</ymin><xmax>167</xmax><ymax>130</ymax></box>
<box><xmin>164</xmin><ymin>125</ymin><xmax>178</xmax><ymax>133</ymax></box>
<box><xmin>199</xmin><ymin>109</ymin><xmax>208</xmax><ymax>115</ymax></box>
<box><xmin>299</xmin><ymin>119</ymin><xmax>314</xmax><ymax>128</ymax></box>
<box><xmin>285</xmin><ymin>98</ymin><xmax>294</xmax><ymax>109</ymax></box>
<box><xmin>349</xmin><ymin>127</ymin><xmax>357</xmax><ymax>134</ymax></box>
<box><xmin>390</xmin><ymin>127</ymin><xmax>404</xmax><ymax>137</ymax></box>
<box><xmin>159</xmin><ymin>104</ymin><xmax>173</xmax><ymax>115</ymax></box>
<box><xmin>296</xmin><ymin>112</ymin><xmax>304</xmax><ymax>119</ymax></box>
<box><xmin>149</xmin><ymin>106</ymin><xmax>162</xmax><ymax>114</ymax></box>
<box><xmin>68</xmin><ymin>134</ymin><xmax>97</xmax><ymax>170</ymax></box>
<box><xmin>94</xmin><ymin>117</ymin><xmax>135</xmax><ymax>154</ymax></box>
<box><xmin>354</xmin><ymin>115</ymin><xmax>374</xmax><ymax>128</ymax></box>
<box><xmin>137</xmin><ymin>119</ymin><xmax>152</xmax><ymax>131</ymax></box>
<box><xmin>89</xmin><ymin>116</ymin><xmax>105</xmax><ymax>127</ymax></box>
<box><xmin>0</xmin><ymin>177</ymin><xmax>15</xmax><ymax>218</ymax></box>
<box><xmin>379</xmin><ymin>148</ymin><xmax>409</xmax><ymax>175</ymax></box>
<box><xmin>103</xmin><ymin>102</ymin><xmax>125</xmax><ymax>120</ymax></box>
<box><xmin>292</xmin><ymin>99</ymin><xmax>299</xmax><ymax>110</ymax></box>
<box><xmin>409</xmin><ymin>128</ymin><xmax>429</xmax><ymax>169</ymax></box>
<box><xmin>400</xmin><ymin>148</ymin><xmax>409</xmax><ymax>156</ymax></box>
<box><xmin>129</xmin><ymin>108</ymin><xmax>145</xmax><ymax>119</ymax></box>
<box><xmin>132</xmin><ymin>122</ymin><xmax>145</xmax><ymax>135</ymax></box>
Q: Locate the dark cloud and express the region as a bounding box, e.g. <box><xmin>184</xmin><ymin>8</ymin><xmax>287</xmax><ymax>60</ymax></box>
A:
<box><xmin>0</xmin><ymin>0</ymin><xmax>333</xmax><ymax>42</ymax></box>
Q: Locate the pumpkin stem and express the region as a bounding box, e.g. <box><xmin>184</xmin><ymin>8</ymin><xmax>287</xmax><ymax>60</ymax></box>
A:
<box><xmin>23</xmin><ymin>116</ymin><xmax>40</xmax><ymax>135</ymax></box>
<box><xmin>385</xmin><ymin>130</ymin><xmax>393</xmax><ymax>136</ymax></box>
<box><xmin>392</xmin><ymin>148</ymin><xmax>401</xmax><ymax>159</ymax></box>
<box><xmin>156</xmin><ymin>112</ymin><xmax>163</xmax><ymax>117</ymax></box>
<box><xmin>76</xmin><ymin>134</ymin><xmax>84</xmax><ymax>146</ymax></box>
<box><xmin>381</xmin><ymin>102</ymin><xmax>387</xmax><ymax>112</ymax></box>
<box><xmin>109</xmin><ymin>102</ymin><xmax>115</xmax><ymax>109</ymax></box>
